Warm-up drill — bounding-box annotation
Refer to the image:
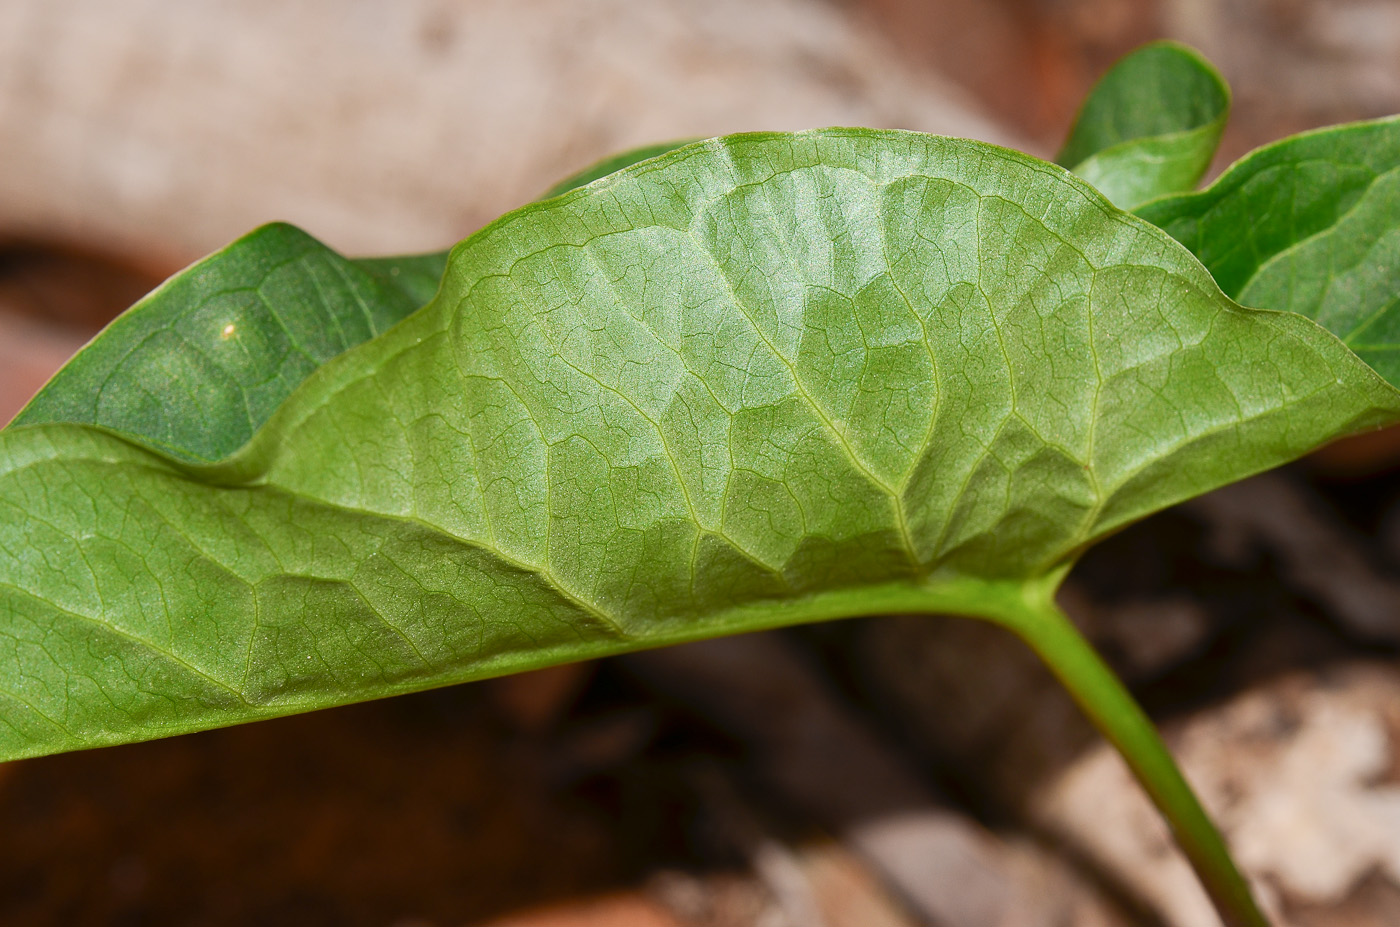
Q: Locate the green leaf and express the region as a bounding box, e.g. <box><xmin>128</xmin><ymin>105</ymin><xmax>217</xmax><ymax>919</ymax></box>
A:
<box><xmin>354</xmin><ymin>250</ymin><xmax>451</xmax><ymax>308</ymax></box>
<box><xmin>1058</xmin><ymin>41</ymin><xmax>1230</xmax><ymax>210</ymax></box>
<box><xmin>10</xmin><ymin>223</ymin><xmax>447</xmax><ymax>462</ymax></box>
<box><xmin>1</xmin><ymin>129</ymin><xmax>1397</xmax><ymax>761</ymax></box>
<box><xmin>1138</xmin><ymin>117</ymin><xmax>1400</xmax><ymax>386</ymax></box>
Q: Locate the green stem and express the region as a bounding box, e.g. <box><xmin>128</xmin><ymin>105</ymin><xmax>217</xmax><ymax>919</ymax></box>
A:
<box><xmin>988</xmin><ymin>584</ymin><xmax>1269</xmax><ymax>927</ymax></box>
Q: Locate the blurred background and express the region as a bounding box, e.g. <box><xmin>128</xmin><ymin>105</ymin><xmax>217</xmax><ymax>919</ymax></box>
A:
<box><xmin>3</xmin><ymin>1</ymin><xmax>1400</xmax><ymax>925</ymax></box>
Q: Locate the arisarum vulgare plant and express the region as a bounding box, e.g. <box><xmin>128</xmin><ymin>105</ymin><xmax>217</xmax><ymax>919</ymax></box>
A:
<box><xmin>6</xmin><ymin>41</ymin><xmax>1400</xmax><ymax>927</ymax></box>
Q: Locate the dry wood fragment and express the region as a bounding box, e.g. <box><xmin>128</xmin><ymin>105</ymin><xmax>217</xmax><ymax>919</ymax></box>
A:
<box><xmin>0</xmin><ymin>0</ymin><xmax>1023</xmax><ymax>265</ymax></box>
<box><xmin>622</xmin><ymin>634</ymin><xmax>1126</xmax><ymax>927</ymax></box>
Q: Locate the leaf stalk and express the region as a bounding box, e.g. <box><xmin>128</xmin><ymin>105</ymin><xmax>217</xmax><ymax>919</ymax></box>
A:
<box><xmin>986</xmin><ymin>586</ymin><xmax>1269</xmax><ymax>927</ymax></box>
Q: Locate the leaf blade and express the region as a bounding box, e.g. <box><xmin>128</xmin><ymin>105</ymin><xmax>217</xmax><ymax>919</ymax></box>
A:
<box><xmin>1058</xmin><ymin>41</ymin><xmax>1230</xmax><ymax>210</ymax></box>
<box><xmin>1</xmin><ymin>129</ymin><xmax>1396</xmax><ymax>760</ymax></box>
<box><xmin>9</xmin><ymin>223</ymin><xmax>446</xmax><ymax>461</ymax></box>
<box><xmin>1137</xmin><ymin>116</ymin><xmax>1400</xmax><ymax>386</ymax></box>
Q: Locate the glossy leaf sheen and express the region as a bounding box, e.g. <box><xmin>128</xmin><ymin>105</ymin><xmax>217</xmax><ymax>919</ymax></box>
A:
<box><xmin>1</xmin><ymin>130</ymin><xmax>1397</xmax><ymax>760</ymax></box>
<box><xmin>12</xmin><ymin>224</ymin><xmax>448</xmax><ymax>461</ymax></box>
<box><xmin>1059</xmin><ymin>42</ymin><xmax>1229</xmax><ymax>210</ymax></box>
<box><xmin>1138</xmin><ymin>117</ymin><xmax>1400</xmax><ymax>386</ymax></box>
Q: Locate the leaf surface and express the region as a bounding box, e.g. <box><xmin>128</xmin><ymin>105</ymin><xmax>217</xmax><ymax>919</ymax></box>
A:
<box><xmin>1</xmin><ymin>130</ymin><xmax>1396</xmax><ymax>760</ymax></box>
<box><xmin>1059</xmin><ymin>41</ymin><xmax>1229</xmax><ymax>210</ymax></box>
<box><xmin>11</xmin><ymin>224</ymin><xmax>447</xmax><ymax>461</ymax></box>
<box><xmin>1138</xmin><ymin>117</ymin><xmax>1400</xmax><ymax>386</ymax></box>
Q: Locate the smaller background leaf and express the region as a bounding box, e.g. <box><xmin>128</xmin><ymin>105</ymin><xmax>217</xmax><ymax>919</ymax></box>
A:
<box><xmin>1058</xmin><ymin>41</ymin><xmax>1230</xmax><ymax>210</ymax></box>
<box><xmin>9</xmin><ymin>223</ymin><xmax>444</xmax><ymax>462</ymax></box>
<box><xmin>355</xmin><ymin>251</ymin><xmax>450</xmax><ymax>308</ymax></box>
<box><xmin>1137</xmin><ymin>117</ymin><xmax>1400</xmax><ymax>388</ymax></box>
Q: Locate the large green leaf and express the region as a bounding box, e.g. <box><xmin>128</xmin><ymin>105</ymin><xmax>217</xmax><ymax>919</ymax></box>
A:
<box><xmin>0</xmin><ymin>130</ymin><xmax>1396</xmax><ymax>761</ymax></box>
<box><xmin>1138</xmin><ymin>117</ymin><xmax>1400</xmax><ymax>386</ymax></box>
<box><xmin>10</xmin><ymin>224</ymin><xmax>448</xmax><ymax>461</ymax></box>
<box><xmin>1058</xmin><ymin>41</ymin><xmax>1230</xmax><ymax>210</ymax></box>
